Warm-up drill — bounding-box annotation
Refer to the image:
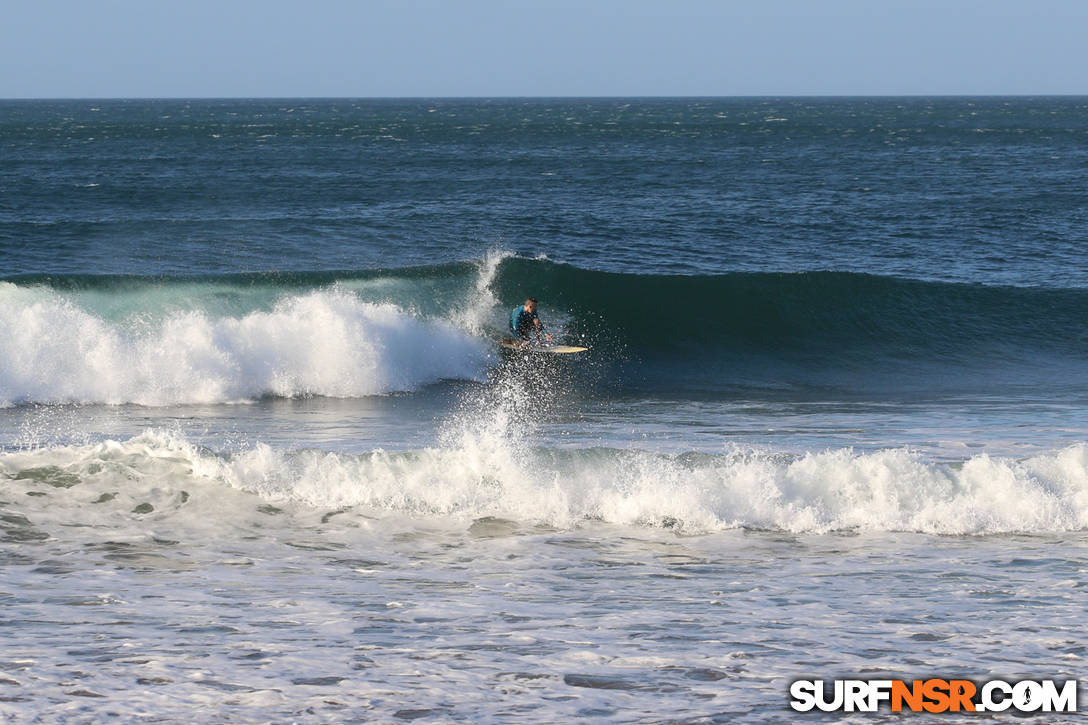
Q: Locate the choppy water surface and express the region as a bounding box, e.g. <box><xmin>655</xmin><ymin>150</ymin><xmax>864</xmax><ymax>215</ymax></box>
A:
<box><xmin>2</xmin><ymin>98</ymin><xmax>1087</xmax><ymax>721</ymax></box>
<box><xmin>4</xmin><ymin>519</ymin><xmax>1085</xmax><ymax>722</ymax></box>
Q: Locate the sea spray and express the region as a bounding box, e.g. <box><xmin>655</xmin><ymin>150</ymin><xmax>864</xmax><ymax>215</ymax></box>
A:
<box><xmin>450</xmin><ymin>248</ymin><xmax>514</xmax><ymax>336</ymax></box>
<box><xmin>9</xmin><ymin>256</ymin><xmax>1088</xmax><ymax>401</ymax></box>
<box><xmin>3</xmin><ymin>431</ymin><xmax>1085</xmax><ymax>535</ymax></box>
<box><xmin>0</xmin><ymin>283</ymin><xmax>490</xmax><ymax>405</ymax></box>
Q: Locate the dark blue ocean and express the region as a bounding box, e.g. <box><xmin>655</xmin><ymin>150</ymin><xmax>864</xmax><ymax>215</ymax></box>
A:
<box><xmin>1</xmin><ymin>98</ymin><xmax>1086</xmax><ymax>722</ymax></box>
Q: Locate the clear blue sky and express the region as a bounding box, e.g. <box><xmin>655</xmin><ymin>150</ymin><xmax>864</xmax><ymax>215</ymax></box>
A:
<box><xmin>3</xmin><ymin>0</ymin><xmax>1086</xmax><ymax>98</ymax></box>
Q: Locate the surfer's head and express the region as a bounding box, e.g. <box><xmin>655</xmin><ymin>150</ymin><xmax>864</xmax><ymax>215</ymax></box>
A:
<box><xmin>525</xmin><ymin>298</ymin><xmax>538</xmax><ymax>312</ymax></box>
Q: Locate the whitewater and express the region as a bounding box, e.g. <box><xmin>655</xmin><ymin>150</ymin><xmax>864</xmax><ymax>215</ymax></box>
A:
<box><xmin>3</xmin><ymin>97</ymin><xmax>1087</xmax><ymax>722</ymax></box>
<box><xmin>4</xmin><ymin>429</ymin><xmax>1088</xmax><ymax>536</ymax></box>
<box><xmin>0</xmin><ymin>283</ymin><xmax>489</xmax><ymax>405</ymax></box>
<box><xmin>2</xmin><ymin>253</ymin><xmax>1086</xmax><ymax>723</ymax></box>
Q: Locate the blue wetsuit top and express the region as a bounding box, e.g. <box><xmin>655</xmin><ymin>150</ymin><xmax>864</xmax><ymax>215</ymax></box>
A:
<box><xmin>510</xmin><ymin>306</ymin><xmax>545</xmax><ymax>340</ymax></box>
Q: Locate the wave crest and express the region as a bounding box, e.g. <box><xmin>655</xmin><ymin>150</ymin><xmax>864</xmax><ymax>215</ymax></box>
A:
<box><xmin>0</xmin><ymin>284</ymin><xmax>489</xmax><ymax>406</ymax></box>
<box><xmin>3</xmin><ymin>431</ymin><xmax>1086</xmax><ymax>535</ymax></box>
<box><xmin>7</xmin><ymin>254</ymin><xmax>1088</xmax><ymax>400</ymax></box>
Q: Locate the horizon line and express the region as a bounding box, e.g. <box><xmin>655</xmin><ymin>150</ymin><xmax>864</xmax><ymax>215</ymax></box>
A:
<box><xmin>3</xmin><ymin>93</ymin><xmax>1088</xmax><ymax>102</ymax></box>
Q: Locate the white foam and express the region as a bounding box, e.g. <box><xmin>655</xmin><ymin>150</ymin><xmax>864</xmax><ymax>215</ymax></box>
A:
<box><xmin>450</xmin><ymin>248</ymin><xmax>513</xmax><ymax>335</ymax></box>
<box><xmin>0</xmin><ymin>283</ymin><xmax>489</xmax><ymax>406</ymax></box>
<box><xmin>209</xmin><ymin>431</ymin><xmax>1088</xmax><ymax>534</ymax></box>
<box><xmin>3</xmin><ymin>429</ymin><xmax>1085</xmax><ymax>536</ymax></box>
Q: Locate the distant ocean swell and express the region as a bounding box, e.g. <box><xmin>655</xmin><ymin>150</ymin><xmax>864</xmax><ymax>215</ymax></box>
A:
<box><xmin>2</xmin><ymin>431</ymin><xmax>1086</xmax><ymax>535</ymax></box>
<box><xmin>3</xmin><ymin>254</ymin><xmax>1088</xmax><ymax>405</ymax></box>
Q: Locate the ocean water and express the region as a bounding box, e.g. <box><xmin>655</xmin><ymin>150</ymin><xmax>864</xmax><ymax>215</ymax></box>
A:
<box><xmin>1</xmin><ymin>98</ymin><xmax>1086</xmax><ymax>722</ymax></box>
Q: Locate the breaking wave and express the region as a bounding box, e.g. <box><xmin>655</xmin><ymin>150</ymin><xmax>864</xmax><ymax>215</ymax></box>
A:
<box><xmin>4</xmin><ymin>252</ymin><xmax>1088</xmax><ymax>404</ymax></box>
<box><xmin>0</xmin><ymin>283</ymin><xmax>490</xmax><ymax>406</ymax></box>
<box><xmin>2</xmin><ymin>430</ymin><xmax>1086</xmax><ymax>536</ymax></box>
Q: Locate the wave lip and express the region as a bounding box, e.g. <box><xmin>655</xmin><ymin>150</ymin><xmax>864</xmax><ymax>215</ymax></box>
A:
<box><xmin>0</xmin><ymin>284</ymin><xmax>489</xmax><ymax>406</ymax></box>
<box><xmin>4</xmin><ymin>431</ymin><xmax>1086</xmax><ymax>536</ymax></box>
<box><xmin>7</xmin><ymin>253</ymin><xmax>1088</xmax><ymax>401</ymax></box>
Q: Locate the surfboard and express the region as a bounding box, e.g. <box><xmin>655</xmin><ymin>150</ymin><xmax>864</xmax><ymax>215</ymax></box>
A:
<box><xmin>500</xmin><ymin>339</ymin><xmax>587</xmax><ymax>354</ymax></box>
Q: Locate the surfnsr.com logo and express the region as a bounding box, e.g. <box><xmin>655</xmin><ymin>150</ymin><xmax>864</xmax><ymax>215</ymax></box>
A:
<box><xmin>789</xmin><ymin>679</ymin><xmax>1078</xmax><ymax>714</ymax></box>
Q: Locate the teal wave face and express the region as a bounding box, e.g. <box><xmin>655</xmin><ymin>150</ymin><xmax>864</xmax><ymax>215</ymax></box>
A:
<box><xmin>496</xmin><ymin>258</ymin><xmax>1088</xmax><ymax>394</ymax></box>
<box><xmin>0</xmin><ymin>272</ymin><xmax>494</xmax><ymax>406</ymax></box>
<box><xmin>3</xmin><ymin>263</ymin><xmax>482</xmax><ymax>324</ymax></box>
<box><xmin>6</xmin><ymin>256</ymin><xmax>1088</xmax><ymax>400</ymax></box>
<box><xmin>494</xmin><ymin>257</ymin><xmax>1088</xmax><ymax>349</ymax></box>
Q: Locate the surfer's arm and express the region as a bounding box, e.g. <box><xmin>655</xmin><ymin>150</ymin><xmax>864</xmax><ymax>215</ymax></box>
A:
<box><xmin>531</xmin><ymin>314</ymin><xmax>549</xmax><ymax>337</ymax></box>
<box><xmin>534</xmin><ymin>315</ymin><xmax>553</xmax><ymax>342</ymax></box>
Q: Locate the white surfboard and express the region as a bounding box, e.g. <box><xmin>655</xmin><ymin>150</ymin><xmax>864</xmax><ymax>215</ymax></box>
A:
<box><xmin>500</xmin><ymin>339</ymin><xmax>587</xmax><ymax>354</ymax></box>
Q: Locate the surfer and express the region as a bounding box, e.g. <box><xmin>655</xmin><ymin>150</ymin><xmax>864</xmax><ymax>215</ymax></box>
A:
<box><xmin>509</xmin><ymin>298</ymin><xmax>553</xmax><ymax>347</ymax></box>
